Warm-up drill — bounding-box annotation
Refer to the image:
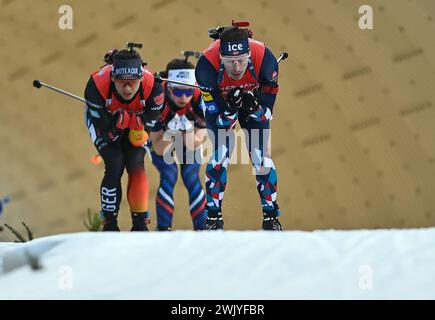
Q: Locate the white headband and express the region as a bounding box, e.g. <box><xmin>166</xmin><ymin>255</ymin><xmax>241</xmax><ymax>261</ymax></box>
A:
<box><xmin>168</xmin><ymin>69</ymin><xmax>196</xmax><ymax>86</ymax></box>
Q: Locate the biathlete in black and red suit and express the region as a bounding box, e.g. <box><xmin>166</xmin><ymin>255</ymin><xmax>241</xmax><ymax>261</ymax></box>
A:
<box><xmin>84</xmin><ymin>44</ymin><xmax>164</xmax><ymax>231</ymax></box>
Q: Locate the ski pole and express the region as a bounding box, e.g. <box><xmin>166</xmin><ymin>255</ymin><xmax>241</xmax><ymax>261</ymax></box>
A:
<box><xmin>33</xmin><ymin>80</ymin><xmax>104</xmax><ymax>110</ymax></box>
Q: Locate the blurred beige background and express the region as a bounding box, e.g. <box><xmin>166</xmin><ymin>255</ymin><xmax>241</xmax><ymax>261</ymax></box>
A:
<box><xmin>1</xmin><ymin>0</ymin><xmax>435</xmax><ymax>240</ymax></box>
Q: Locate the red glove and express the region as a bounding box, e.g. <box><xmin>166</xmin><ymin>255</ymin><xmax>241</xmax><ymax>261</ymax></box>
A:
<box><xmin>115</xmin><ymin>110</ymin><xmax>130</xmax><ymax>130</ymax></box>
<box><xmin>129</xmin><ymin>114</ymin><xmax>145</xmax><ymax>131</ymax></box>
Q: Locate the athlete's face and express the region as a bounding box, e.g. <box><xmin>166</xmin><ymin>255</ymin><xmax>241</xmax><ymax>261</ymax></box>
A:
<box><xmin>112</xmin><ymin>77</ymin><xmax>142</xmax><ymax>100</ymax></box>
<box><xmin>168</xmin><ymin>85</ymin><xmax>194</xmax><ymax>108</ymax></box>
<box><xmin>221</xmin><ymin>53</ymin><xmax>250</xmax><ymax>80</ymax></box>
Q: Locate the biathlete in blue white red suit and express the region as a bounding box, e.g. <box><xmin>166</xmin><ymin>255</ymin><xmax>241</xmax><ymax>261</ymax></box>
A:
<box><xmin>195</xmin><ymin>23</ymin><xmax>282</xmax><ymax>230</ymax></box>
<box><xmin>149</xmin><ymin>56</ymin><xmax>208</xmax><ymax>231</ymax></box>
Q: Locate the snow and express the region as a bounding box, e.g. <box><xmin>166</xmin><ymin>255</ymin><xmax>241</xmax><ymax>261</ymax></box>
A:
<box><xmin>0</xmin><ymin>229</ymin><xmax>434</xmax><ymax>299</ymax></box>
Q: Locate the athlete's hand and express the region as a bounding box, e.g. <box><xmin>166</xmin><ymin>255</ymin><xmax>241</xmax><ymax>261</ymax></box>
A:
<box><xmin>241</xmin><ymin>91</ymin><xmax>260</xmax><ymax>114</ymax></box>
<box><xmin>114</xmin><ymin>109</ymin><xmax>130</xmax><ymax>130</ymax></box>
<box><xmin>129</xmin><ymin>114</ymin><xmax>145</xmax><ymax>131</ymax></box>
<box><xmin>225</xmin><ymin>87</ymin><xmax>243</xmax><ymax>114</ymax></box>
<box><xmin>166</xmin><ymin>114</ymin><xmax>193</xmax><ymax>132</ymax></box>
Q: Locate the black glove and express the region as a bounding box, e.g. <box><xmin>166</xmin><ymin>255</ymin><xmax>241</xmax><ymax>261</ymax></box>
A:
<box><xmin>241</xmin><ymin>91</ymin><xmax>260</xmax><ymax>115</ymax></box>
<box><xmin>106</xmin><ymin>128</ymin><xmax>122</xmax><ymax>142</ymax></box>
<box><xmin>93</xmin><ymin>121</ymin><xmax>122</xmax><ymax>151</ymax></box>
<box><xmin>106</xmin><ymin>110</ymin><xmax>126</xmax><ymax>142</ymax></box>
<box><xmin>139</xmin><ymin>112</ymin><xmax>158</xmax><ymax>133</ymax></box>
<box><xmin>226</xmin><ymin>87</ymin><xmax>243</xmax><ymax>114</ymax></box>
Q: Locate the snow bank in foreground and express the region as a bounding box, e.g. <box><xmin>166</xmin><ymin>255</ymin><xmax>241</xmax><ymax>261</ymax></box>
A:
<box><xmin>0</xmin><ymin>229</ymin><xmax>434</xmax><ymax>299</ymax></box>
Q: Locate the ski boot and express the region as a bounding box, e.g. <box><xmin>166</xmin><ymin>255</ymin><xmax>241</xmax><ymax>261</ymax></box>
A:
<box><xmin>102</xmin><ymin>212</ymin><xmax>120</xmax><ymax>232</ymax></box>
<box><xmin>156</xmin><ymin>226</ymin><xmax>172</xmax><ymax>231</ymax></box>
<box><xmin>262</xmin><ymin>210</ymin><xmax>283</xmax><ymax>231</ymax></box>
<box><xmin>205</xmin><ymin>209</ymin><xmax>224</xmax><ymax>230</ymax></box>
<box><xmin>131</xmin><ymin>212</ymin><xmax>150</xmax><ymax>231</ymax></box>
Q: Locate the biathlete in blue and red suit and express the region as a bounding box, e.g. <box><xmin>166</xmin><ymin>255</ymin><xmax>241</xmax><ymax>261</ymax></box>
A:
<box><xmin>195</xmin><ymin>24</ymin><xmax>283</xmax><ymax>231</ymax></box>
<box><xmin>149</xmin><ymin>58</ymin><xmax>208</xmax><ymax>231</ymax></box>
<box><xmin>84</xmin><ymin>44</ymin><xmax>164</xmax><ymax>231</ymax></box>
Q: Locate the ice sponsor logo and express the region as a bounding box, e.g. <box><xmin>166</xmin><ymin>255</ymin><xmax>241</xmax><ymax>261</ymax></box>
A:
<box><xmin>227</xmin><ymin>43</ymin><xmax>244</xmax><ymax>52</ymax></box>
<box><xmin>220</xmin><ymin>39</ymin><xmax>249</xmax><ymax>55</ymax></box>
<box><xmin>226</xmin><ymin>43</ymin><xmax>247</xmax><ymax>56</ymax></box>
